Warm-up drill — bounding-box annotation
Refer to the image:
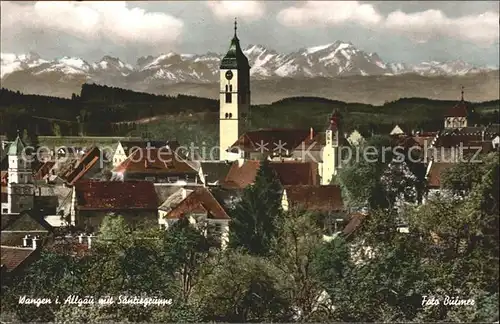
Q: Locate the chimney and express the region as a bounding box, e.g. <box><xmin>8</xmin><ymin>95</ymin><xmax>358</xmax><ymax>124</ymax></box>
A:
<box><xmin>32</xmin><ymin>236</ymin><xmax>40</xmax><ymax>250</ymax></box>
<box><xmin>310</xmin><ymin>127</ymin><xmax>314</xmax><ymax>140</ymax></box>
<box><xmin>87</xmin><ymin>234</ymin><xmax>94</xmax><ymax>249</ymax></box>
<box><xmin>78</xmin><ymin>233</ymin><xmax>84</xmax><ymax>244</ymax></box>
<box><xmin>482</xmin><ymin>130</ymin><xmax>485</xmax><ymax>142</ymax></box>
<box><xmin>23</xmin><ymin>235</ymin><xmax>31</xmax><ymax>247</ymax></box>
<box><xmin>237</xmin><ymin>158</ymin><xmax>244</xmax><ymax>167</ymax></box>
<box><xmin>181</xmin><ymin>188</ymin><xmax>187</xmax><ymax>199</ymax></box>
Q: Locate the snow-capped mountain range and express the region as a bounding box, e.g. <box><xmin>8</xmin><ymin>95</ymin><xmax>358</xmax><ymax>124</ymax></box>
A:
<box><xmin>1</xmin><ymin>41</ymin><xmax>496</xmax><ymax>85</ymax></box>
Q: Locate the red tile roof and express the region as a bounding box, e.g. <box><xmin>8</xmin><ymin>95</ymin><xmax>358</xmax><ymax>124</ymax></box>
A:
<box><xmin>165</xmin><ymin>187</ymin><xmax>230</xmax><ymax>220</ymax></box>
<box><xmin>444</xmin><ymin>100</ymin><xmax>468</xmax><ymax>117</ymax></box>
<box><xmin>230</xmin><ymin>129</ymin><xmax>312</xmax><ymax>153</ymax></box>
<box><xmin>284</xmin><ymin>185</ymin><xmax>344</xmax><ymax>212</ymax></box>
<box><xmin>222</xmin><ymin>160</ymin><xmax>318</xmax><ymax>189</ymax></box>
<box><xmin>75</xmin><ymin>180</ymin><xmax>158</xmax><ymax>211</ymax></box>
<box><xmin>0</xmin><ymin>246</ymin><xmax>39</xmax><ymax>272</ymax></box>
<box><xmin>113</xmin><ymin>148</ymin><xmax>197</xmax><ymax>175</ymax></box>
<box><xmin>427</xmin><ymin>162</ymin><xmax>454</xmax><ymax>188</ymax></box>
<box><xmin>34</xmin><ymin>161</ymin><xmax>56</xmax><ymax>181</ymax></box>
<box><xmin>64</xmin><ymin>146</ymin><xmax>101</xmax><ymax>185</ymax></box>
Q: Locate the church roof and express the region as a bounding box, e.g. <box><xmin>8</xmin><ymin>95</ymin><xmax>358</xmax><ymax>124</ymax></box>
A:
<box><xmin>7</xmin><ymin>135</ymin><xmax>25</xmax><ymax>156</ymax></box>
<box><xmin>444</xmin><ymin>87</ymin><xmax>469</xmax><ymax>117</ymax></box>
<box><xmin>220</xmin><ymin>19</ymin><xmax>250</xmax><ymax>70</ymax></box>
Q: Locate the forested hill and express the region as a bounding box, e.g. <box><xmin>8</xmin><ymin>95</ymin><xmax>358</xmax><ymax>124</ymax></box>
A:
<box><xmin>0</xmin><ymin>84</ymin><xmax>218</xmax><ymax>137</ymax></box>
<box><xmin>0</xmin><ymin>84</ymin><xmax>498</xmax><ymax>142</ymax></box>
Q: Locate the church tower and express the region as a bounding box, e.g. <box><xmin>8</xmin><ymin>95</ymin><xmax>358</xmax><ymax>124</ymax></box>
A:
<box><xmin>219</xmin><ymin>18</ymin><xmax>250</xmax><ymax>161</ymax></box>
<box><xmin>7</xmin><ymin>133</ymin><xmax>34</xmax><ymax>214</ymax></box>
<box><xmin>322</xmin><ymin>109</ymin><xmax>342</xmax><ymax>185</ymax></box>
<box><xmin>444</xmin><ymin>86</ymin><xmax>468</xmax><ymax>130</ymax></box>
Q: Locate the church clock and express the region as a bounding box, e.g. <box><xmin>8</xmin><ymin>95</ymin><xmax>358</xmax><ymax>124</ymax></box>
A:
<box><xmin>225</xmin><ymin>70</ymin><xmax>233</xmax><ymax>80</ymax></box>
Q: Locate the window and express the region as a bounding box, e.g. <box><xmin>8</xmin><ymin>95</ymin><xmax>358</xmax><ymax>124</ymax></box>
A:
<box><xmin>19</xmin><ymin>204</ymin><xmax>24</xmax><ymax>209</ymax></box>
<box><xmin>225</xmin><ymin>113</ymin><xmax>229</xmax><ymax>118</ymax></box>
<box><xmin>225</xmin><ymin>85</ymin><xmax>228</xmax><ymax>92</ymax></box>
<box><xmin>20</xmin><ymin>175</ymin><xmax>23</xmax><ymax>180</ymax></box>
<box><xmin>2</xmin><ymin>208</ymin><xmax>7</xmax><ymax>213</ymax></box>
<box><xmin>229</xmin><ymin>113</ymin><xmax>233</xmax><ymax>118</ymax></box>
<box><xmin>229</xmin><ymin>85</ymin><xmax>233</xmax><ymax>92</ymax></box>
<box><xmin>225</xmin><ymin>92</ymin><xmax>232</xmax><ymax>103</ymax></box>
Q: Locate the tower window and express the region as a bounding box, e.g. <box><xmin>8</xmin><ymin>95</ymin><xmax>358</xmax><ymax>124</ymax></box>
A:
<box><xmin>225</xmin><ymin>85</ymin><xmax>228</xmax><ymax>92</ymax></box>
<box><xmin>225</xmin><ymin>93</ymin><xmax>232</xmax><ymax>103</ymax></box>
<box><xmin>225</xmin><ymin>113</ymin><xmax>229</xmax><ymax>118</ymax></box>
<box><xmin>229</xmin><ymin>113</ymin><xmax>233</xmax><ymax>118</ymax></box>
<box><xmin>229</xmin><ymin>85</ymin><xmax>233</xmax><ymax>92</ymax></box>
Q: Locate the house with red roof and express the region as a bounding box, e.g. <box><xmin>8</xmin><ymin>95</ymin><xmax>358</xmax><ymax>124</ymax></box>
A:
<box><xmin>69</xmin><ymin>180</ymin><xmax>159</xmax><ymax>232</ymax></box>
<box><xmin>221</xmin><ymin>160</ymin><xmax>319</xmax><ymax>189</ymax></box>
<box><xmin>63</xmin><ymin>146</ymin><xmax>103</xmax><ymax>185</ymax></box>
<box><xmin>112</xmin><ymin>147</ymin><xmax>200</xmax><ymax>184</ymax></box>
<box><xmin>162</xmin><ymin>187</ymin><xmax>232</xmax><ymax>248</ymax></box>
<box><xmin>281</xmin><ymin>185</ymin><xmax>347</xmax><ymax>234</ymax></box>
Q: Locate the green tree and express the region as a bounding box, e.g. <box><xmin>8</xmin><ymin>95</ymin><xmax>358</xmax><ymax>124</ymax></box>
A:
<box><xmin>229</xmin><ymin>158</ymin><xmax>283</xmax><ymax>256</ymax></box>
<box><xmin>161</xmin><ymin>216</ymin><xmax>212</xmax><ymax>302</ymax></box>
<box><xmin>272</xmin><ymin>208</ymin><xmax>326</xmax><ymax>321</ymax></box>
<box><xmin>196</xmin><ymin>251</ymin><xmax>293</xmax><ymax>322</ymax></box>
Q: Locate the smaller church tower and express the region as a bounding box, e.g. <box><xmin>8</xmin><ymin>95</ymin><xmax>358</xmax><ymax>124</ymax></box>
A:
<box><xmin>322</xmin><ymin>109</ymin><xmax>343</xmax><ymax>185</ymax></box>
<box><xmin>7</xmin><ymin>132</ymin><xmax>34</xmax><ymax>214</ymax></box>
<box><xmin>444</xmin><ymin>86</ymin><xmax>468</xmax><ymax>129</ymax></box>
<box><xmin>219</xmin><ymin>18</ymin><xmax>251</xmax><ymax>161</ymax></box>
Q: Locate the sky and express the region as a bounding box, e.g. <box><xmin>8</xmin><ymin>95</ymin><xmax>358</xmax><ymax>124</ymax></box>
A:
<box><xmin>1</xmin><ymin>1</ymin><xmax>499</xmax><ymax>66</ymax></box>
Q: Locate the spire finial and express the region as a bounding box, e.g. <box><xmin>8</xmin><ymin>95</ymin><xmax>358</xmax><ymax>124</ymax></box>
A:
<box><xmin>16</xmin><ymin>129</ymin><xmax>20</xmax><ymax>138</ymax></box>
<box><xmin>461</xmin><ymin>85</ymin><xmax>464</xmax><ymax>101</ymax></box>
<box><xmin>234</xmin><ymin>17</ymin><xmax>237</xmax><ymax>37</ymax></box>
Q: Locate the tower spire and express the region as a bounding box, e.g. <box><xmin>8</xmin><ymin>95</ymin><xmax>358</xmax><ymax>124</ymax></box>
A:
<box><xmin>234</xmin><ymin>17</ymin><xmax>237</xmax><ymax>37</ymax></box>
<box><xmin>461</xmin><ymin>85</ymin><xmax>464</xmax><ymax>101</ymax></box>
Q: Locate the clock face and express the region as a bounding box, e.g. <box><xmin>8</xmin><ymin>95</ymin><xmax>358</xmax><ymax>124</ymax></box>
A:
<box><xmin>225</xmin><ymin>70</ymin><xmax>233</xmax><ymax>80</ymax></box>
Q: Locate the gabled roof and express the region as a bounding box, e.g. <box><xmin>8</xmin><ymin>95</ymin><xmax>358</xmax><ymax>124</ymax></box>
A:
<box><xmin>64</xmin><ymin>146</ymin><xmax>101</xmax><ymax>185</ymax></box>
<box><xmin>200</xmin><ymin>161</ymin><xmax>232</xmax><ymax>185</ymax></box>
<box><xmin>159</xmin><ymin>188</ymin><xmax>194</xmax><ymax>212</ymax></box>
<box><xmin>165</xmin><ymin>187</ymin><xmax>230</xmax><ymax>220</ymax></box>
<box><xmin>426</xmin><ymin>162</ymin><xmax>454</xmax><ymax>188</ymax></box>
<box><xmin>1</xmin><ymin>210</ymin><xmax>53</xmax><ymax>232</ymax></box>
<box><xmin>283</xmin><ymin>185</ymin><xmax>344</xmax><ymax>212</ymax></box>
<box><xmin>113</xmin><ymin>148</ymin><xmax>197</xmax><ymax>175</ymax></box>
<box><xmin>74</xmin><ymin>180</ymin><xmax>158</xmax><ymax>211</ymax></box>
<box><xmin>230</xmin><ymin>129</ymin><xmax>311</xmax><ymax>153</ymax></box>
<box><xmin>1</xmin><ymin>246</ymin><xmax>39</xmax><ymax>272</ymax></box>
<box><xmin>222</xmin><ymin>160</ymin><xmax>318</xmax><ymax>189</ymax></box>
<box><xmin>34</xmin><ymin>161</ymin><xmax>56</xmax><ymax>181</ymax></box>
